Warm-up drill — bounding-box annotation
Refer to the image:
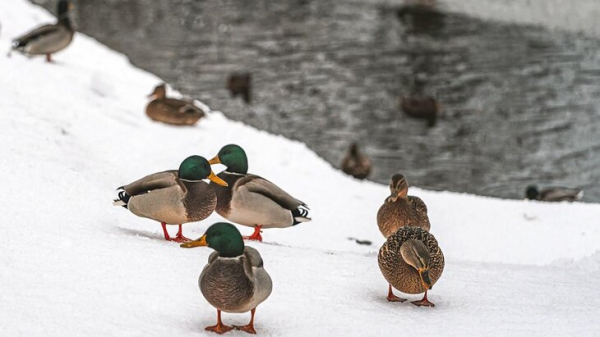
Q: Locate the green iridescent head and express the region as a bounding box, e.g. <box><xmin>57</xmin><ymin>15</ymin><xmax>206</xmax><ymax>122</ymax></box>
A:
<box><xmin>209</xmin><ymin>144</ymin><xmax>249</xmax><ymax>174</ymax></box>
<box><xmin>180</xmin><ymin>222</ymin><xmax>245</xmax><ymax>257</ymax></box>
<box><xmin>178</xmin><ymin>155</ymin><xmax>228</xmax><ymax>186</ymax></box>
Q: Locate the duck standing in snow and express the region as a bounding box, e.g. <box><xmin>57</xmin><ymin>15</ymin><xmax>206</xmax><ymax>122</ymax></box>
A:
<box><xmin>378</xmin><ymin>226</ymin><xmax>444</xmax><ymax>307</ymax></box>
<box><xmin>341</xmin><ymin>142</ymin><xmax>371</xmax><ymax>180</ymax></box>
<box><xmin>181</xmin><ymin>222</ymin><xmax>272</xmax><ymax>334</ymax></box>
<box><xmin>525</xmin><ymin>185</ymin><xmax>583</xmax><ymax>202</ymax></box>
<box><xmin>145</xmin><ymin>84</ymin><xmax>205</xmax><ymax>126</ymax></box>
<box><xmin>11</xmin><ymin>0</ymin><xmax>75</xmax><ymax>62</ymax></box>
<box><xmin>113</xmin><ymin>156</ymin><xmax>227</xmax><ymax>242</ymax></box>
<box><xmin>208</xmin><ymin>144</ymin><xmax>311</xmax><ymax>242</ymax></box>
<box><xmin>377</xmin><ymin>173</ymin><xmax>431</xmax><ymax>301</ymax></box>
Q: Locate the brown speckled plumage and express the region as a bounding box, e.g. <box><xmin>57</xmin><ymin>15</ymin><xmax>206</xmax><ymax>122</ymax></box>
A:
<box><xmin>378</xmin><ymin>227</ymin><xmax>444</xmax><ymax>294</ymax></box>
<box><xmin>145</xmin><ymin>84</ymin><xmax>205</xmax><ymax>126</ymax></box>
<box><xmin>377</xmin><ymin>195</ymin><xmax>430</xmax><ymax>237</ymax></box>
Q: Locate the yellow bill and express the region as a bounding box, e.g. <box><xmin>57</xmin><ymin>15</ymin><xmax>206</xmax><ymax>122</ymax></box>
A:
<box><xmin>180</xmin><ymin>235</ymin><xmax>207</xmax><ymax>248</ymax></box>
<box><xmin>208</xmin><ymin>156</ymin><xmax>221</xmax><ymax>165</ymax></box>
<box><xmin>208</xmin><ymin>171</ymin><xmax>228</xmax><ymax>186</ymax></box>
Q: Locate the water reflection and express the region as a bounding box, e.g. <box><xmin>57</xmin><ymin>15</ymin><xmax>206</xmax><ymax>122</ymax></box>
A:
<box><xmin>32</xmin><ymin>0</ymin><xmax>600</xmax><ymax>201</ymax></box>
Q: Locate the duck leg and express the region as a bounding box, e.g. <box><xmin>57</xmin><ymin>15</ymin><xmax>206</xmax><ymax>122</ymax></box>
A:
<box><xmin>411</xmin><ymin>291</ymin><xmax>435</xmax><ymax>307</ymax></box>
<box><xmin>243</xmin><ymin>225</ymin><xmax>263</xmax><ymax>242</ymax></box>
<box><xmin>160</xmin><ymin>222</ymin><xmax>172</xmax><ymax>241</ymax></box>
<box><xmin>205</xmin><ymin>309</ymin><xmax>234</xmax><ymax>334</ymax></box>
<box><xmin>234</xmin><ymin>308</ymin><xmax>257</xmax><ymax>334</ymax></box>
<box><xmin>171</xmin><ymin>224</ymin><xmax>191</xmax><ymax>243</ymax></box>
<box><xmin>46</xmin><ymin>53</ymin><xmax>52</xmax><ymax>63</ymax></box>
<box><xmin>387</xmin><ymin>284</ymin><xmax>406</xmax><ymax>302</ymax></box>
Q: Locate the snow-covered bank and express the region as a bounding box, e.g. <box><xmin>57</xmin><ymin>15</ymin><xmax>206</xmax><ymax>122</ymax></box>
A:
<box><xmin>1</xmin><ymin>1</ymin><xmax>600</xmax><ymax>335</ymax></box>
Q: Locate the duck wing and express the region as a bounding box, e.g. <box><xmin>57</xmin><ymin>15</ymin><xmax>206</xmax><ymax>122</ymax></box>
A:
<box><xmin>119</xmin><ymin>170</ymin><xmax>179</xmax><ymax>196</ymax></box>
<box><xmin>238</xmin><ymin>175</ymin><xmax>307</xmax><ymax>210</ymax></box>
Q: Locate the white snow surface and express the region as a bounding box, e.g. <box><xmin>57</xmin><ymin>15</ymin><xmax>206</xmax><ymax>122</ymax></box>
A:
<box><xmin>1</xmin><ymin>1</ymin><xmax>600</xmax><ymax>336</ymax></box>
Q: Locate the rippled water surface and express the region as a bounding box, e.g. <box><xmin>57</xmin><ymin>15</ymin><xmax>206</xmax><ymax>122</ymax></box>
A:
<box><xmin>33</xmin><ymin>0</ymin><xmax>600</xmax><ymax>201</ymax></box>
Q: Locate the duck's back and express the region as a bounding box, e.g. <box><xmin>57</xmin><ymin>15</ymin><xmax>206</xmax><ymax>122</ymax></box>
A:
<box><xmin>16</xmin><ymin>24</ymin><xmax>73</xmax><ymax>55</ymax></box>
<box><xmin>378</xmin><ymin>227</ymin><xmax>444</xmax><ymax>294</ymax></box>
<box><xmin>146</xmin><ymin>98</ymin><xmax>204</xmax><ymax>125</ymax></box>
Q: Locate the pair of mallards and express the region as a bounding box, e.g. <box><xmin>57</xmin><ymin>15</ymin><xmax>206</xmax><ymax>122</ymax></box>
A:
<box><xmin>377</xmin><ymin>174</ymin><xmax>444</xmax><ymax>307</ymax></box>
<box><xmin>146</xmin><ymin>84</ymin><xmax>206</xmax><ymax>126</ymax></box>
<box><xmin>12</xmin><ymin>0</ymin><xmax>75</xmax><ymax>62</ymax></box>
<box><xmin>114</xmin><ymin>144</ymin><xmax>310</xmax><ymax>242</ymax></box>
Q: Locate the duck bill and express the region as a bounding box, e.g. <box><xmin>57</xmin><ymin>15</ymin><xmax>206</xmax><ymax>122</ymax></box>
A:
<box><xmin>419</xmin><ymin>269</ymin><xmax>433</xmax><ymax>290</ymax></box>
<box><xmin>180</xmin><ymin>235</ymin><xmax>207</xmax><ymax>248</ymax></box>
<box><xmin>208</xmin><ymin>156</ymin><xmax>221</xmax><ymax>165</ymax></box>
<box><xmin>147</xmin><ymin>93</ymin><xmax>156</xmax><ymax>98</ymax></box>
<box><xmin>208</xmin><ymin>171</ymin><xmax>228</xmax><ymax>186</ymax></box>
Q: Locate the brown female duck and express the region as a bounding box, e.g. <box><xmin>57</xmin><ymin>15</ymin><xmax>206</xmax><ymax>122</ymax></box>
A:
<box><xmin>146</xmin><ymin>84</ymin><xmax>205</xmax><ymax>126</ymax></box>
<box><xmin>341</xmin><ymin>142</ymin><xmax>371</xmax><ymax>180</ymax></box>
<box><xmin>377</xmin><ymin>174</ymin><xmax>430</xmax><ymax>238</ymax></box>
<box><xmin>400</xmin><ymin>95</ymin><xmax>440</xmax><ymax>127</ymax></box>
<box><xmin>378</xmin><ymin>226</ymin><xmax>444</xmax><ymax>306</ymax></box>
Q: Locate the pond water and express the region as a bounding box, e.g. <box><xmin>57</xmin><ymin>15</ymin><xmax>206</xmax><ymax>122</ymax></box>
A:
<box><xmin>32</xmin><ymin>0</ymin><xmax>600</xmax><ymax>201</ymax></box>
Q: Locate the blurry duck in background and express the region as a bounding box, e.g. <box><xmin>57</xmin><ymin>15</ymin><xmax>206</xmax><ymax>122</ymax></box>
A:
<box><xmin>146</xmin><ymin>84</ymin><xmax>206</xmax><ymax>126</ymax></box>
<box><xmin>113</xmin><ymin>156</ymin><xmax>227</xmax><ymax>242</ymax></box>
<box><xmin>341</xmin><ymin>142</ymin><xmax>371</xmax><ymax>180</ymax></box>
<box><xmin>525</xmin><ymin>185</ymin><xmax>583</xmax><ymax>202</ymax></box>
<box><xmin>12</xmin><ymin>0</ymin><xmax>75</xmax><ymax>62</ymax></box>
<box><xmin>400</xmin><ymin>95</ymin><xmax>440</xmax><ymax>127</ymax></box>
<box><xmin>181</xmin><ymin>222</ymin><xmax>272</xmax><ymax>334</ymax></box>
<box><xmin>227</xmin><ymin>73</ymin><xmax>252</xmax><ymax>104</ymax></box>
<box><xmin>208</xmin><ymin>144</ymin><xmax>311</xmax><ymax>242</ymax></box>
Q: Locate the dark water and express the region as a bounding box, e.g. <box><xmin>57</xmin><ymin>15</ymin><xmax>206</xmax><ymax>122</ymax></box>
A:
<box><xmin>33</xmin><ymin>0</ymin><xmax>600</xmax><ymax>201</ymax></box>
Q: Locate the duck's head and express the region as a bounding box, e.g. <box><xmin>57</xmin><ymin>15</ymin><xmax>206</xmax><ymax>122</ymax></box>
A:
<box><xmin>148</xmin><ymin>84</ymin><xmax>167</xmax><ymax>100</ymax></box>
<box><xmin>349</xmin><ymin>142</ymin><xmax>360</xmax><ymax>156</ymax></box>
<box><xmin>525</xmin><ymin>185</ymin><xmax>539</xmax><ymax>200</ymax></box>
<box><xmin>178</xmin><ymin>155</ymin><xmax>228</xmax><ymax>186</ymax></box>
<box><xmin>400</xmin><ymin>239</ymin><xmax>433</xmax><ymax>290</ymax></box>
<box><xmin>209</xmin><ymin>144</ymin><xmax>248</xmax><ymax>174</ymax></box>
<box><xmin>57</xmin><ymin>1</ymin><xmax>74</xmax><ymax>26</ymax></box>
<box><xmin>181</xmin><ymin>222</ymin><xmax>244</xmax><ymax>257</ymax></box>
<box><xmin>387</xmin><ymin>174</ymin><xmax>408</xmax><ymax>202</ymax></box>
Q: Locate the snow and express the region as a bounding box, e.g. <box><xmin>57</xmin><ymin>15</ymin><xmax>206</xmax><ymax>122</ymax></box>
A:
<box><xmin>1</xmin><ymin>1</ymin><xmax>600</xmax><ymax>335</ymax></box>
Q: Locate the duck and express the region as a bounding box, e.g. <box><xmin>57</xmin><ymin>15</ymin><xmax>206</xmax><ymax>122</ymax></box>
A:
<box><xmin>378</xmin><ymin>226</ymin><xmax>444</xmax><ymax>307</ymax></box>
<box><xmin>377</xmin><ymin>174</ymin><xmax>430</xmax><ymax>238</ymax></box>
<box><xmin>12</xmin><ymin>0</ymin><xmax>75</xmax><ymax>63</ymax></box>
<box><xmin>181</xmin><ymin>222</ymin><xmax>272</xmax><ymax>334</ymax></box>
<box><xmin>146</xmin><ymin>84</ymin><xmax>206</xmax><ymax>126</ymax></box>
<box><xmin>525</xmin><ymin>185</ymin><xmax>583</xmax><ymax>202</ymax></box>
<box><xmin>113</xmin><ymin>155</ymin><xmax>228</xmax><ymax>242</ymax></box>
<box><xmin>227</xmin><ymin>73</ymin><xmax>252</xmax><ymax>104</ymax></box>
<box><xmin>341</xmin><ymin>142</ymin><xmax>371</xmax><ymax>180</ymax></box>
<box><xmin>208</xmin><ymin>144</ymin><xmax>311</xmax><ymax>242</ymax></box>
<box><xmin>400</xmin><ymin>95</ymin><xmax>440</xmax><ymax>127</ymax></box>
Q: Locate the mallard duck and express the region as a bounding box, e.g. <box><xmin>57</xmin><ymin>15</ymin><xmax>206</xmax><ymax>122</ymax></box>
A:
<box><xmin>113</xmin><ymin>156</ymin><xmax>227</xmax><ymax>242</ymax></box>
<box><xmin>525</xmin><ymin>185</ymin><xmax>583</xmax><ymax>202</ymax></box>
<box><xmin>378</xmin><ymin>226</ymin><xmax>444</xmax><ymax>306</ymax></box>
<box><xmin>377</xmin><ymin>174</ymin><xmax>430</xmax><ymax>238</ymax></box>
<box><xmin>341</xmin><ymin>142</ymin><xmax>371</xmax><ymax>180</ymax></box>
<box><xmin>12</xmin><ymin>0</ymin><xmax>75</xmax><ymax>63</ymax></box>
<box><xmin>208</xmin><ymin>144</ymin><xmax>310</xmax><ymax>242</ymax></box>
<box><xmin>227</xmin><ymin>73</ymin><xmax>252</xmax><ymax>104</ymax></box>
<box><xmin>181</xmin><ymin>222</ymin><xmax>272</xmax><ymax>334</ymax></box>
<box><xmin>146</xmin><ymin>84</ymin><xmax>205</xmax><ymax>126</ymax></box>
<box><xmin>400</xmin><ymin>95</ymin><xmax>440</xmax><ymax>127</ymax></box>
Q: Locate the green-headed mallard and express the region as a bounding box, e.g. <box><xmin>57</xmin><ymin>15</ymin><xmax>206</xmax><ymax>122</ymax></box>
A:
<box><xmin>379</xmin><ymin>226</ymin><xmax>444</xmax><ymax>306</ymax></box>
<box><xmin>400</xmin><ymin>95</ymin><xmax>440</xmax><ymax>127</ymax></box>
<box><xmin>341</xmin><ymin>142</ymin><xmax>371</xmax><ymax>180</ymax></box>
<box><xmin>377</xmin><ymin>174</ymin><xmax>430</xmax><ymax>238</ymax></box>
<box><xmin>113</xmin><ymin>156</ymin><xmax>227</xmax><ymax>242</ymax></box>
<box><xmin>12</xmin><ymin>0</ymin><xmax>75</xmax><ymax>63</ymax></box>
<box><xmin>208</xmin><ymin>144</ymin><xmax>310</xmax><ymax>242</ymax></box>
<box><xmin>525</xmin><ymin>185</ymin><xmax>583</xmax><ymax>202</ymax></box>
<box><xmin>181</xmin><ymin>222</ymin><xmax>272</xmax><ymax>334</ymax></box>
<box><xmin>146</xmin><ymin>84</ymin><xmax>205</xmax><ymax>126</ymax></box>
